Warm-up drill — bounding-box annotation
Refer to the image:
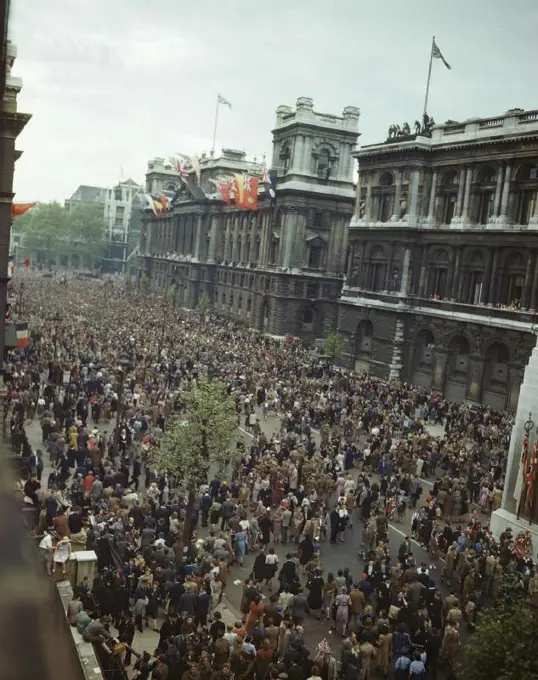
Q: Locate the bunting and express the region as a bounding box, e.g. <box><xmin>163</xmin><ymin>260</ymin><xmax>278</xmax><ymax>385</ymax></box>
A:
<box><xmin>11</xmin><ymin>202</ymin><xmax>36</xmax><ymax>218</ymax></box>
<box><xmin>233</xmin><ymin>173</ymin><xmax>259</xmax><ymax>210</ymax></box>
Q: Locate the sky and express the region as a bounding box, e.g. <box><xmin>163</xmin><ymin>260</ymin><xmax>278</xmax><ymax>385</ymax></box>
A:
<box><xmin>9</xmin><ymin>0</ymin><xmax>538</xmax><ymax>202</ymax></box>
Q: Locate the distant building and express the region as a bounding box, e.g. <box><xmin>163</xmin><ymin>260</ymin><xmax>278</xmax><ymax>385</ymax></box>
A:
<box><xmin>338</xmin><ymin>107</ymin><xmax>538</xmax><ymax>410</ymax></box>
<box><xmin>138</xmin><ymin>97</ymin><xmax>360</xmax><ymax>338</ymax></box>
<box><xmin>64</xmin><ymin>185</ymin><xmax>107</xmax><ymax>212</ymax></box>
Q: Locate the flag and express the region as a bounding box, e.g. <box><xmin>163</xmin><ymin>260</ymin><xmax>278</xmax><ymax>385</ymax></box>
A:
<box><xmin>218</xmin><ymin>94</ymin><xmax>232</xmax><ymax>109</ymax></box>
<box><xmin>143</xmin><ymin>194</ymin><xmax>164</xmax><ymax>215</ymax></box>
<box><xmin>209</xmin><ymin>177</ymin><xmax>233</xmax><ymax>204</ymax></box>
<box><xmin>525</xmin><ymin>439</ymin><xmax>538</xmax><ymax>511</ymax></box>
<box><xmin>15</xmin><ymin>322</ymin><xmax>29</xmax><ymax>348</ymax></box>
<box><xmin>233</xmin><ymin>173</ymin><xmax>259</xmax><ymax>210</ymax></box>
<box><xmin>189</xmin><ymin>155</ymin><xmax>201</xmax><ymax>183</ymax></box>
<box><xmin>432</xmin><ymin>39</ymin><xmax>451</xmax><ymax>69</ymax></box>
<box><xmin>261</xmin><ymin>164</ymin><xmax>277</xmax><ymax>206</ymax></box>
<box><xmin>11</xmin><ymin>202</ymin><xmax>35</xmax><ymax>218</ymax></box>
<box><xmin>172</xmin><ymin>154</ymin><xmax>193</xmax><ymax>182</ymax></box>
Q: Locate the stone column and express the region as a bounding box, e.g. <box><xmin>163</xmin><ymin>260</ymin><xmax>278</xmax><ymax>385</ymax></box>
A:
<box><xmin>522</xmin><ymin>252</ymin><xmax>535</xmax><ymax>309</ymax></box>
<box><xmin>399</xmin><ymin>247</ymin><xmax>411</xmax><ymax>296</ymax></box>
<box><xmin>193</xmin><ymin>213</ymin><xmax>204</xmax><ymax>261</ymax></box>
<box><xmin>384</xmin><ymin>243</ymin><xmax>394</xmax><ymax>291</ymax></box>
<box><xmin>248</xmin><ymin>214</ymin><xmax>257</xmax><ymax>263</ymax></box>
<box><xmin>418</xmin><ymin>247</ymin><xmax>428</xmax><ymax>297</ymax></box>
<box><xmin>353</xmin><ymin>170</ymin><xmax>363</xmax><ymax>220</ymax></box>
<box><xmin>499</xmin><ymin>162</ymin><xmax>512</xmax><ymax>219</ymax></box>
<box><xmin>530</xmin><ymin>259</ymin><xmax>538</xmax><ymax>313</ymax></box>
<box><xmin>406</xmin><ymin>167</ymin><xmax>421</xmax><ymax>227</ymax></box>
<box><xmin>432</xmin><ymin>350</ymin><xmax>448</xmax><ymax>391</ymax></box>
<box><xmin>452</xmin><ymin>168</ymin><xmax>466</xmax><ymax>222</ymax></box>
<box><xmin>390</xmin><ymin>170</ymin><xmax>402</xmax><ymax>221</ymax></box>
<box><xmin>207</xmin><ymin>215</ymin><xmax>218</xmax><ymax>263</ymax></box>
<box><xmin>530</xmin><ymin>189</ymin><xmax>538</xmax><ymax>226</ymax></box>
<box><xmin>224</xmin><ymin>216</ymin><xmax>232</xmax><ymax>261</ymax></box>
<box><xmin>281</xmin><ymin>207</ymin><xmax>297</xmax><ymax>269</ymax></box>
<box><xmin>487</xmin><ymin>248</ymin><xmax>499</xmax><ymax>306</ymax></box>
<box><xmin>293</xmin><ymin>135</ymin><xmax>304</xmax><ymax>172</ymax></box>
<box><xmin>461</xmin><ymin>166</ymin><xmax>473</xmax><ymax>223</ymax></box>
<box><xmin>426</xmin><ymin>169</ymin><xmax>438</xmax><ymax>222</ymax></box>
<box><xmin>482</xmin><ymin>248</ymin><xmax>493</xmax><ymax>305</ymax></box>
<box><xmin>450</xmin><ymin>247</ymin><xmax>461</xmax><ymax>300</ymax></box>
<box><xmin>492</xmin><ymin>164</ymin><xmax>504</xmax><ymax>219</ymax></box>
<box><xmin>364</xmin><ymin>174</ymin><xmax>373</xmax><ymax>222</ymax></box>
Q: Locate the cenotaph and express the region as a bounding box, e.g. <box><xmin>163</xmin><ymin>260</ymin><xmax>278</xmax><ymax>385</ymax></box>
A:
<box><xmin>491</xmin><ymin>342</ymin><xmax>538</xmax><ymax>555</ymax></box>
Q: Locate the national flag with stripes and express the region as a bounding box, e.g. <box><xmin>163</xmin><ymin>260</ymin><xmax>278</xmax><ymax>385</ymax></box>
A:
<box><xmin>209</xmin><ymin>176</ymin><xmax>235</xmax><ymax>204</ymax></box>
<box><xmin>218</xmin><ymin>94</ymin><xmax>232</xmax><ymax>109</ymax></box>
<box><xmin>172</xmin><ymin>154</ymin><xmax>193</xmax><ymax>182</ymax></box>
<box><xmin>233</xmin><ymin>173</ymin><xmax>259</xmax><ymax>210</ymax></box>
<box><xmin>15</xmin><ymin>322</ymin><xmax>29</xmax><ymax>348</ymax></box>
<box><xmin>432</xmin><ymin>39</ymin><xmax>451</xmax><ymax>69</ymax></box>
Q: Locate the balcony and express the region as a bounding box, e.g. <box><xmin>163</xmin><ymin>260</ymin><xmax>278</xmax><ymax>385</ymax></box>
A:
<box><xmin>341</xmin><ymin>287</ymin><xmax>537</xmax><ymax>329</ymax></box>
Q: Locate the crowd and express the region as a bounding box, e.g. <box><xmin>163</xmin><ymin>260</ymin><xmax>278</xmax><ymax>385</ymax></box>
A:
<box><xmin>7</xmin><ymin>273</ymin><xmax>537</xmax><ymax>680</ymax></box>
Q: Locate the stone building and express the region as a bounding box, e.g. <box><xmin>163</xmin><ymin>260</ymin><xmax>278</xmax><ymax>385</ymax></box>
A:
<box><xmin>138</xmin><ymin>97</ymin><xmax>359</xmax><ymax>337</ymax></box>
<box><xmin>338</xmin><ymin>108</ymin><xmax>538</xmax><ymax>410</ymax></box>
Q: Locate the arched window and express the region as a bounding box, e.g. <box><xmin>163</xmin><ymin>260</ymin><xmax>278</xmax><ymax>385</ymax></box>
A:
<box><xmin>302</xmin><ymin>308</ymin><xmax>314</xmax><ymax>331</ymax></box>
<box><xmin>500</xmin><ymin>252</ymin><xmax>526</xmax><ymax>306</ymax></box>
<box><xmin>514</xmin><ymin>163</ymin><xmax>538</xmax><ymax>225</ymax></box>
<box><xmin>379</xmin><ymin>171</ymin><xmax>394</xmax><ymax>187</ymax></box>
<box><xmin>447</xmin><ymin>335</ymin><xmax>470</xmax><ymax>376</ymax></box>
<box><xmin>316</xmin><ymin>149</ymin><xmax>331</xmax><ymax>179</ymax></box>
<box><xmin>484</xmin><ymin>342</ymin><xmax>510</xmax><ymax>388</ymax></box>
<box><xmin>368</xmin><ymin>245</ymin><xmax>387</xmax><ymax>292</ymax></box>
<box><xmin>427</xmin><ymin>249</ymin><xmax>450</xmax><ymax>299</ymax></box>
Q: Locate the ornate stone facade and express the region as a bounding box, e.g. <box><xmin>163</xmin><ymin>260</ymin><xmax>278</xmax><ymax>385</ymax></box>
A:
<box><xmin>339</xmin><ymin>108</ymin><xmax>538</xmax><ymax>411</ymax></box>
<box><xmin>138</xmin><ymin>98</ymin><xmax>359</xmax><ymax>339</ymax></box>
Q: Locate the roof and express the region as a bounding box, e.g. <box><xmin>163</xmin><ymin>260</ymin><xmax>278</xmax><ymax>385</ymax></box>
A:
<box><xmin>67</xmin><ymin>185</ymin><xmax>106</xmax><ymax>203</ymax></box>
<box><xmin>122</xmin><ymin>178</ymin><xmax>140</xmax><ymax>187</ymax></box>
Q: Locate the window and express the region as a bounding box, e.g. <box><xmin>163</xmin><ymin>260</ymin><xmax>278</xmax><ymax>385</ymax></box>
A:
<box><xmin>443</xmin><ymin>195</ymin><xmax>456</xmax><ymax>224</ymax></box>
<box><xmin>269</xmin><ymin>238</ymin><xmax>279</xmax><ymax>265</ymax></box>
<box><xmin>307</xmin><ymin>283</ymin><xmax>318</xmax><ymax>299</ymax></box>
<box><xmin>317</xmin><ymin>149</ymin><xmax>331</xmax><ymax>179</ymax></box>
<box><xmin>114</xmin><ymin>187</ymin><xmax>122</xmax><ymax>201</ymax></box>
<box><xmin>302</xmin><ymin>308</ymin><xmax>314</xmax><ymax>331</ymax></box>
<box><xmin>308</xmin><ymin>243</ymin><xmax>323</xmax><ymax>268</ymax></box>
<box><xmin>247</xmin><ymin>298</ymin><xmax>252</xmax><ymax>313</ymax></box>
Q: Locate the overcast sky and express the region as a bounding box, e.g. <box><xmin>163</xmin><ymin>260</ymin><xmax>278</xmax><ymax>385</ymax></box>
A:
<box><xmin>9</xmin><ymin>0</ymin><xmax>538</xmax><ymax>202</ymax></box>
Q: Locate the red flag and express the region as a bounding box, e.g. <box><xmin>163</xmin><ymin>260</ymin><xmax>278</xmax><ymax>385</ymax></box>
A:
<box><xmin>219</xmin><ymin>181</ymin><xmax>232</xmax><ymax>204</ymax></box>
<box><xmin>17</xmin><ymin>258</ymin><xmax>30</xmax><ymax>268</ymax></box>
<box><xmin>244</xmin><ymin>177</ymin><xmax>259</xmax><ymax>210</ymax></box>
<box><xmin>525</xmin><ymin>439</ymin><xmax>538</xmax><ymax>511</ymax></box>
<box><xmin>233</xmin><ymin>174</ymin><xmax>258</xmax><ymax>210</ymax></box>
<box><xmin>11</xmin><ymin>202</ymin><xmax>35</xmax><ymax>217</ymax></box>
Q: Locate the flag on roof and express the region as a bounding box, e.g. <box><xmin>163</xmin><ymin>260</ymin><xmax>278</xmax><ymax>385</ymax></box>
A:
<box><xmin>11</xmin><ymin>202</ymin><xmax>36</xmax><ymax>218</ymax></box>
<box><xmin>209</xmin><ymin>177</ymin><xmax>233</xmax><ymax>204</ymax></box>
<box><xmin>16</xmin><ymin>322</ymin><xmax>29</xmax><ymax>348</ymax></box>
<box><xmin>261</xmin><ymin>164</ymin><xmax>277</xmax><ymax>206</ymax></box>
<box><xmin>432</xmin><ymin>39</ymin><xmax>451</xmax><ymax>69</ymax></box>
<box><xmin>143</xmin><ymin>194</ymin><xmax>164</xmax><ymax>215</ymax></box>
<box><xmin>218</xmin><ymin>94</ymin><xmax>232</xmax><ymax>109</ymax></box>
<box><xmin>233</xmin><ymin>173</ymin><xmax>259</xmax><ymax>210</ymax></box>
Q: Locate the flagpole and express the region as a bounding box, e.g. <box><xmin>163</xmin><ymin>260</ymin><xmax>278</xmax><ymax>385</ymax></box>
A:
<box><xmin>423</xmin><ymin>36</ymin><xmax>435</xmax><ymax>117</ymax></box>
<box><xmin>211</xmin><ymin>95</ymin><xmax>220</xmax><ymax>157</ymax></box>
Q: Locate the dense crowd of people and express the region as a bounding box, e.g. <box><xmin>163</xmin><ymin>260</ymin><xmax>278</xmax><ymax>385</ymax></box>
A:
<box><xmin>8</xmin><ymin>273</ymin><xmax>538</xmax><ymax>680</ymax></box>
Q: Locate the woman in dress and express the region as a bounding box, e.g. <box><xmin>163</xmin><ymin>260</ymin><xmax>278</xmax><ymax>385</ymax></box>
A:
<box><xmin>333</xmin><ymin>586</ymin><xmax>351</xmax><ymax>636</ymax></box>
<box><xmin>234</xmin><ymin>529</ymin><xmax>248</xmax><ymax>567</ymax></box>
<box><xmin>376</xmin><ymin>624</ymin><xmax>393</xmax><ymax>678</ymax></box>
<box><xmin>305</xmin><ymin>568</ymin><xmax>324</xmax><ymax>620</ymax></box>
<box><xmin>53</xmin><ymin>535</ymin><xmax>71</xmax><ymax>576</ymax></box>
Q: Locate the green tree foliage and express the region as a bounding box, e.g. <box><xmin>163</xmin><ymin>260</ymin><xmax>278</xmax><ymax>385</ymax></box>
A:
<box><xmin>464</xmin><ymin>601</ymin><xmax>538</xmax><ymax>680</ymax></box>
<box><xmin>16</xmin><ymin>201</ymin><xmax>106</xmax><ymax>262</ymax></box>
<box><xmin>148</xmin><ymin>376</ymin><xmax>237</xmax><ymax>542</ymax></box>
<box><xmin>323</xmin><ymin>331</ymin><xmax>345</xmax><ymax>362</ymax></box>
<box><xmin>148</xmin><ymin>376</ymin><xmax>237</xmax><ymax>488</ymax></box>
<box><xmin>16</xmin><ymin>201</ymin><xmax>69</xmax><ymax>255</ymax></box>
<box><xmin>139</xmin><ymin>272</ymin><xmax>150</xmax><ymax>291</ymax></box>
<box><xmin>197</xmin><ymin>291</ymin><xmax>212</xmax><ymax>317</ymax></box>
<box><xmin>67</xmin><ymin>203</ymin><xmax>107</xmax><ymax>259</ymax></box>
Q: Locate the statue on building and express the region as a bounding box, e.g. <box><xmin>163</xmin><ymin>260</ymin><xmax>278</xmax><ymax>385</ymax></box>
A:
<box><xmin>359</xmin><ymin>198</ymin><xmax>366</xmax><ymax>218</ymax></box>
<box><xmin>401</xmin><ymin>122</ymin><xmax>411</xmax><ymax>136</ymax></box>
<box><xmin>399</xmin><ymin>194</ymin><xmax>408</xmax><ymax>219</ymax></box>
<box><xmin>421</xmin><ymin>113</ymin><xmax>435</xmax><ymax>135</ymax></box>
<box><xmin>414</xmin><ymin>120</ymin><xmax>421</xmax><ymax>135</ymax></box>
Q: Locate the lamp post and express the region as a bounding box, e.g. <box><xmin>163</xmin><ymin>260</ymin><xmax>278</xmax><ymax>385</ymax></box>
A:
<box><xmin>116</xmin><ymin>351</ymin><xmax>131</xmax><ymax>432</ymax></box>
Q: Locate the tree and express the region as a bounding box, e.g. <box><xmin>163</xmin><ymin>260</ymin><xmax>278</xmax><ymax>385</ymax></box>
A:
<box><xmin>323</xmin><ymin>331</ymin><xmax>345</xmax><ymax>363</ymax></box>
<box><xmin>464</xmin><ymin>600</ymin><xmax>538</xmax><ymax>680</ymax></box>
<box><xmin>197</xmin><ymin>290</ymin><xmax>212</xmax><ymax>317</ymax></box>
<box><xmin>16</xmin><ymin>202</ymin><xmax>70</xmax><ymax>260</ymax></box>
<box><xmin>166</xmin><ymin>285</ymin><xmax>178</xmax><ymax>305</ymax></box>
<box><xmin>148</xmin><ymin>376</ymin><xmax>237</xmax><ymax>542</ymax></box>
<box><xmin>139</xmin><ymin>272</ymin><xmax>150</xmax><ymax>291</ymax></box>
<box><xmin>67</xmin><ymin>203</ymin><xmax>107</xmax><ymax>261</ymax></box>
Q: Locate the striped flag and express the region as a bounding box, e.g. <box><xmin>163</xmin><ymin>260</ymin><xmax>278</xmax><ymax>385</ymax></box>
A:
<box><xmin>218</xmin><ymin>94</ymin><xmax>232</xmax><ymax>109</ymax></box>
<box><xmin>15</xmin><ymin>322</ymin><xmax>29</xmax><ymax>348</ymax></box>
<box><xmin>432</xmin><ymin>39</ymin><xmax>451</xmax><ymax>69</ymax></box>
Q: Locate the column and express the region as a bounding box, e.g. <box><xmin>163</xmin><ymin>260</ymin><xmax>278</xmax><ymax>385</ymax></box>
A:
<box><xmin>240</xmin><ymin>216</ymin><xmax>249</xmax><ymax>263</ymax></box>
<box><xmin>357</xmin><ymin>241</ymin><xmax>366</xmax><ymax>288</ymax></box>
<box><xmin>224</xmin><ymin>216</ymin><xmax>232</xmax><ymax>261</ymax></box>
<box><xmin>193</xmin><ymin>213</ymin><xmax>204</xmax><ymax>261</ymax></box>
<box><xmin>293</xmin><ymin>135</ymin><xmax>304</xmax><ymax>172</ymax></box>
<box><xmin>529</xmin><ymin>259</ymin><xmax>538</xmax><ymax>312</ymax></box>
<box><xmin>522</xmin><ymin>252</ymin><xmax>534</xmax><ymax>309</ymax></box>
<box><xmin>391</xmin><ymin>170</ymin><xmax>402</xmax><ymax>221</ymax></box>
<box><xmin>452</xmin><ymin>167</ymin><xmax>466</xmax><ymax>221</ymax></box>
<box><xmin>364</xmin><ymin>174</ymin><xmax>373</xmax><ymax>221</ymax></box>
<box><xmin>499</xmin><ymin>162</ymin><xmax>512</xmax><ymax>219</ymax></box>
<box><xmin>248</xmin><ymin>214</ymin><xmax>257</xmax><ymax>263</ymax></box>
<box><xmin>384</xmin><ymin>243</ymin><xmax>394</xmax><ymax>291</ymax></box>
<box><xmin>407</xmin><ymin>167</ymin><xmax>421</xmax><ymax>226</ymax></box>
<box><xmin>418</xmin><ymin>247</ymin><xmax>428</xmax><ymax>296</ymax></box>
<box><xmin>482</xmin><ymin>248</ymin><xmax>493</xmax><ymax>305</ymax></box>
<box><xmin>450</xmin><ymin>247</ymin><xmax>461</xmax><ymax>300</ymax></box>
<box><xmin>426</xmin><ymin>169</ymin><xmax>438</xmax><ymax>221</ymax></box>
<box><xmin>207</xmin><ymin>215</ymin><xmax>218</xmax><ymax>263</ymax></box>
<box><xmin>399</xmin><ymin>247</ymin><xmax>411</xmax><ymax>295</ymax></box>
<box><xmin>492</xmin><ymin>164</ymin><xmax>504</xmax><ymax>219</ymax></box>
<box><xmin>487</xmin><ymin>248</ymin><xmax>499</xmax><ymax>306</ymax></box>
<box><xmin>530</xmin><ymin>189</ymin><xmax>538</xmax><ymax>225</ymax></box>
<box><xmin>461</xmin><ymin>166</ymin><xmax>473</xmax><ymax>223</ymax></box>
<box><xmin>353</xmin><ymin>170</ymin><xmax>362</xmax><ymax>220</ymax></box>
